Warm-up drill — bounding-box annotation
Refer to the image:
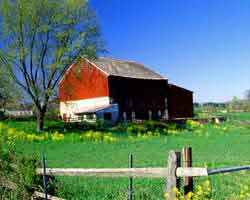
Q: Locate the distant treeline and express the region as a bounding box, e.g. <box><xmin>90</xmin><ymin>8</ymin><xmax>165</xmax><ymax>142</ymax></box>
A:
<box><xmin>194</xmin><ymin>98</ymin><xmax>250</xmax><ymax>113</ymax></box>
<box><xmin>194</xmin><ymin>102</ymin><xmax>227</xmax><ymax>108</ymax></box>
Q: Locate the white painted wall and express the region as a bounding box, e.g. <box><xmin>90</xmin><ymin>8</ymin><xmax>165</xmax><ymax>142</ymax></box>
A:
<box><xmin>60</xmin><ymin>96</ymin><xmax>110</xmax><ymax>119</ymax></box>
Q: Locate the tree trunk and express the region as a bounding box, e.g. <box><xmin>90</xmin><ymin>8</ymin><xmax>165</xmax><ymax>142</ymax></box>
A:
<box><xmin>37</xmin><ymin>109</ymin><xmax>46</xmax><ymax>132</ymax></box>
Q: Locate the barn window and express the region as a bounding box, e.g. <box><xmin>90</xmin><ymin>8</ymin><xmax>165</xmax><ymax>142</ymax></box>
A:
<box><xmin>104</xmin><ymin>112</ymin><xmax>112</xmax><ymax>120</ymax></box>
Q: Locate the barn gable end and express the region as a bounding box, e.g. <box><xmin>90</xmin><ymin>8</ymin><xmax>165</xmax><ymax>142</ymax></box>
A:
<box><xmin>59</xmin><ymin>59</ymin><xmax>110</xmax><ymax>119</ymax></box>
<box><xmin>59</xmin><ymin>59</ymin><xmax>109</xmax><ymax>101</ymax></box>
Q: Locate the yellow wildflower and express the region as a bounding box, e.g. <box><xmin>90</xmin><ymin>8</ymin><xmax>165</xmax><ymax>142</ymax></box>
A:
<box><xmin>51</xmin><ymin>131</ymin><xmax>64</xmax><ymax>141</ymax></box>
<box><xmin>163</xmin><ymin>192</ymin><xmax>169</xmax><ymax>198</ymax></box>
<box><xmin>26</xmin><ymin>134</ymin><xmax>44</xmax><ymax>142</ymax></box>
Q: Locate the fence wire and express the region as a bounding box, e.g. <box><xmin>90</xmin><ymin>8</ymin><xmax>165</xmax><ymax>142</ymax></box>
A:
<box><xmin>52</xmin><ymin>176</ymin><xmax>166</xmax><ymax>200</ymax></box>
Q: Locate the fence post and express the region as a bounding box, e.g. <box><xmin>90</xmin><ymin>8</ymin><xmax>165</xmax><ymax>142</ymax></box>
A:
<box><xmin>41</xmin><ymin>154</ymin><xmax>48</xmax><ymax>200</ymax></box>
<box><xmin>182</xmin><ymin>147</ymin><xmax>193</xmax><ymax>196</ymax></box>
<box><xmin>128</xmin><ymin>154</ymin><xmax>133</xmax><ymax>200</ymax></box>
<box><xmin>167</xmin><ymin>151</ymin><xmax>181</xmax><ymax>200</ymax></box>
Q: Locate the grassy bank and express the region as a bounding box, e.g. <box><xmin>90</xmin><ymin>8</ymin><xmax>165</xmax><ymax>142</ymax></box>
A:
<box><xmin>1</xmin><ymin>112</ymin><xmax>250</xmax><ymax>199</ymax></box>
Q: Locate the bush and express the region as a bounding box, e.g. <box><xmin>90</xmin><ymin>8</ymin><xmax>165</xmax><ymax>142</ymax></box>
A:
<box><xmin>63</xmin><ymin>120</ymin><xmax>111</xmax><ymax>132</ymax></box>
<box><xmin>0</xmin><ymin>110</ymin><xmax>5</xmax><ymax>120</ymax></box>
<box><xmin>110</xmin><ymin>121</ymin><xmax>183</xmax><ymax>136</ymax></box>
<box><xmin>144</xmin><ymin>120</ymin><xmax>169</xmax><ymax>131</ymax></box>
<box><xmin>126</xmin><ymin>123</ymin><xmax>147</xmax><ymax>133</ymax></box>
<box><xmin>4</xmin><ymin>115</ymin><xmax>36</xmax><ymax>122</ymax></box>
<box><xmin>45</xmin><ymin>112</ymin><xmax>61</xmax><ymax>122</ymax></box>
<box><xmin>0</xmin><ymin>124</ymin><xmax>58</xmax><ymax>199</ymax></box>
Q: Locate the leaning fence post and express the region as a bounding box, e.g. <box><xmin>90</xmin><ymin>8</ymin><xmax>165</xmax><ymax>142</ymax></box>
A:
<box><xmin>182</xmin><ymin>147</ymin><xmax>193</xmax><ymax>196</ymax></box>
<box><xmin>41</xmin><ymin>154</ymin><xmax>48</xmax><ymax>200</ymax></box>
<box><xmin>128</xmin><ymin>154</ymin><xmax>133</xmax><ymax>200</ymax></box>
<box><xmin>167</xmin><ymin>151</ymin><xmax>181</xmax><ymax>200</ymax></box>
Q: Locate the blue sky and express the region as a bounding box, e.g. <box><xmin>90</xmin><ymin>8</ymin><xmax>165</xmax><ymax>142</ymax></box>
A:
<box><xmin>90</xmin><ymin>0</ymin><xmax>250</xmax><ymax>103</ymax></box>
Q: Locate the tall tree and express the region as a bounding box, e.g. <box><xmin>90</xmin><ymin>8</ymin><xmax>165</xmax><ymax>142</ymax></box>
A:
<box><xmin>245</xmin><ymin>90</ymin><xmax>250</xmax><ymax>101</ymax></box>
<box><xmin>0</xmin><ymin>0</ymin><xmax>105</xmax><ymax>131</ymax></box>
<box><xmin>0</xmin><ymin>58</ymin><xmax>21</xmax><ymax>110</ymax></box>
<box><xmin>244</xmin><ymin>90</ymin><xmax>250</xmax><ymax>111</ymax></box>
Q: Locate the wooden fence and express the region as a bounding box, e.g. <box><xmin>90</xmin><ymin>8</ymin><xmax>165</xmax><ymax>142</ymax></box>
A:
<box><xmin>34</xmin><ymin>147</ymin><xmax>250</xmax><ymax>200</ymax></box>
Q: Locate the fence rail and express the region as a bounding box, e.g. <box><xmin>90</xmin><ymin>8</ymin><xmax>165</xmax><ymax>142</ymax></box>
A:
<box><xmin>38</xmin><ymin>166</ymin><xmax>243</xmax><ymax>178</ymax></box>
<box><xmin>36</xmin><ymin>167</ymin><xmax>169</xmax><ymax>178</ymax></box>
<box><xmin>35</xmin><ymin>148</ymin><xmax>250</xmax><ymax>200</ymax></box>
<box><xmin>2</xmin><ymin>147</ymin><xmax>250</xmax><ymax>200</ymax></box>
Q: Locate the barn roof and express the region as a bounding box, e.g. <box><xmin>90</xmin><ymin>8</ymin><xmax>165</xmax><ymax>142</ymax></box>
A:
<box><xmin>89</xmin><ymin>57</ymin><xmax>166</xmax><ymax>80</ymax></box>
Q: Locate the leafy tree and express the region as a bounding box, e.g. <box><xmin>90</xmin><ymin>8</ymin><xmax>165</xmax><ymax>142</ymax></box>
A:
<box><xmin>0</xmin><ymin>62</ymin><xmax>21</xmax><ymax>110</ymax></box>
<box><xmin>0</xmin><ymin>0</ymin><xmax>105</xmax><ymax>131</ymax></box>
<box><xmin>245</xmin><ymin>90</ymin><xmax>250</xmax><ymax>101</ymax></box>
<box><xmin>243</xmin><ymin>90</ymin><xmax>250</xmax><ymax>111</ymax></box>
<box><xmin>228</xmin><ymin>96</ymin><xmax>240</xmax><ymax>111</ymax></box>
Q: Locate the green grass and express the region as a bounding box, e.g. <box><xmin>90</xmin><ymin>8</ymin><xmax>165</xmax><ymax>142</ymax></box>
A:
<box><xmin>3</xmin><ymin>112</ymin><xmax>250</xmax><ymax>199</ymax></box>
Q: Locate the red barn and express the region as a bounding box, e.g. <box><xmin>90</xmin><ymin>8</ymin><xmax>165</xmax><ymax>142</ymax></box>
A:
<box><xmin>59</xmin><ymin>57</ymin><xmax>193</xmax><ymax>123</ymax></box>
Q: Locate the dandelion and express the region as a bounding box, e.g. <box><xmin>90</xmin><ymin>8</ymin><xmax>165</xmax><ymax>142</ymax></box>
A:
<box><xmin>168</xmin><ymin>130</ymin><xmax>178</xmax><ymax>135</ymax></box>
<box><xmin>26</xmin><ymin>134</ymin><xmax>45</xmax><ymax>142</ymax></box>
<box><xmin>237</xmin><ymin>184</ymin><xmax>250</xmax><ymax>199</ymax></box>
<box><xmin>186</xmin><ymin>191</ymin><xmax>194</xmax><ymax>200</ymax></box>
<box><xmin>103</xmin><ymin>133</ymin><xmax>117</xmax><ymax>143</ymax></box>
<box><xmin>81</xmin><ymin>131</ymin><xmax>118</xmax><ymax>143</ymax></box>
<box><xmin>197</xmin><ymin>185</ymin><xmax>204</xmax><ymax>196</ymax></box>
<box><xmin>186</xmin><ymin>120</ymin><xmax>203</xmax><ymax>129</ymax></box>
<box><xmin>51</xmin><ymin>131</ymin><xmax>64</xmax><ymax>141</ymax></box>
<box><xmin>163</xmin><ymin>192</ymin><xmax>169</xmax><ymax>198</ymax></box>
<box><xmin>165</xmin><ymin>180</ymin><xmax>212</xmax><ymax>200</ymax></box>
<box><xmin>205</xmin><ymin>180</ymin><xmax>211</xmax><ymax>188</ymax></box>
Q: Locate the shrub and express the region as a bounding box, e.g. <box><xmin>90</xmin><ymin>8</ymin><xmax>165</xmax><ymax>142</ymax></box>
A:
<box><xmin>0</xmin><ymin>110</ymin><xmax>5</xmax><ymax>120</ymax></box>
<box><xmin>144</xmin><ymin>120</ymin><xmax>169</xmax><ymax>130</ymax></box>
<box><xmin>0</xmin><ymin>136</ymin><xmax>39</xmax><ymax>199</ymax></box>
<box><xmin>4</xmin><ymin>115</ymin><xmax>36</xmax><ymax>122</ymax></box>
<box><xmin>0</xmin><ymin>123</ymin><xmax>58</xmax><ymax>199</ymax></box>
<box><xmin>126</xmin><ymin>123</ymin><xmax>147</xmax><ymax>134</ymax></box>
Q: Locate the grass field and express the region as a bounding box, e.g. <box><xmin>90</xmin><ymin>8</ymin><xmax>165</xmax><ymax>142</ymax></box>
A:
<box><xmin>2</xmin><ymin>112</ymin><xmax>250</xmax><ymax>199</ymax></box>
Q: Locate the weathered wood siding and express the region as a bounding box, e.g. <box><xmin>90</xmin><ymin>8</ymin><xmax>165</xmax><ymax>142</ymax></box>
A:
<box><xmin>59</xmin><ymin>60</ymin><xmax>109</xmax><ymax>102</ymax></box>
<box><xmin>168</xmin><ymin>84</ymin><xmax>194</xmax><ymax>119</ymax></box>
<box><xmin>108</xmin><ymin>76</ymin><xmax>168</xmax><ymax>120</ymax></box>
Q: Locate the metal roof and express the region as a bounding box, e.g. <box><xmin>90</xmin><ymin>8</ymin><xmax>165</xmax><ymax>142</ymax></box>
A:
<box><xmin>89</xmin><ymin>57</ymin><xmax>166</xmax><ymax>80</ymax></box>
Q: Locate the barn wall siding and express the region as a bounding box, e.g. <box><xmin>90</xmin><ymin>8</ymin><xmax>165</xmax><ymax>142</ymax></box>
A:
<box><xmin>108</xmin><ymin>76</ymin><xmax>168</xmax><ymax>120</ymax></box>
<box><xmin>168</xmin><ymin>84</ymin><xmax>194</xmax><ymax>119</ymax></box>
<box><xmin>59</xmin><ymin>59</ymin><xmax>109</xmax><ymax>102</ymax></box>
